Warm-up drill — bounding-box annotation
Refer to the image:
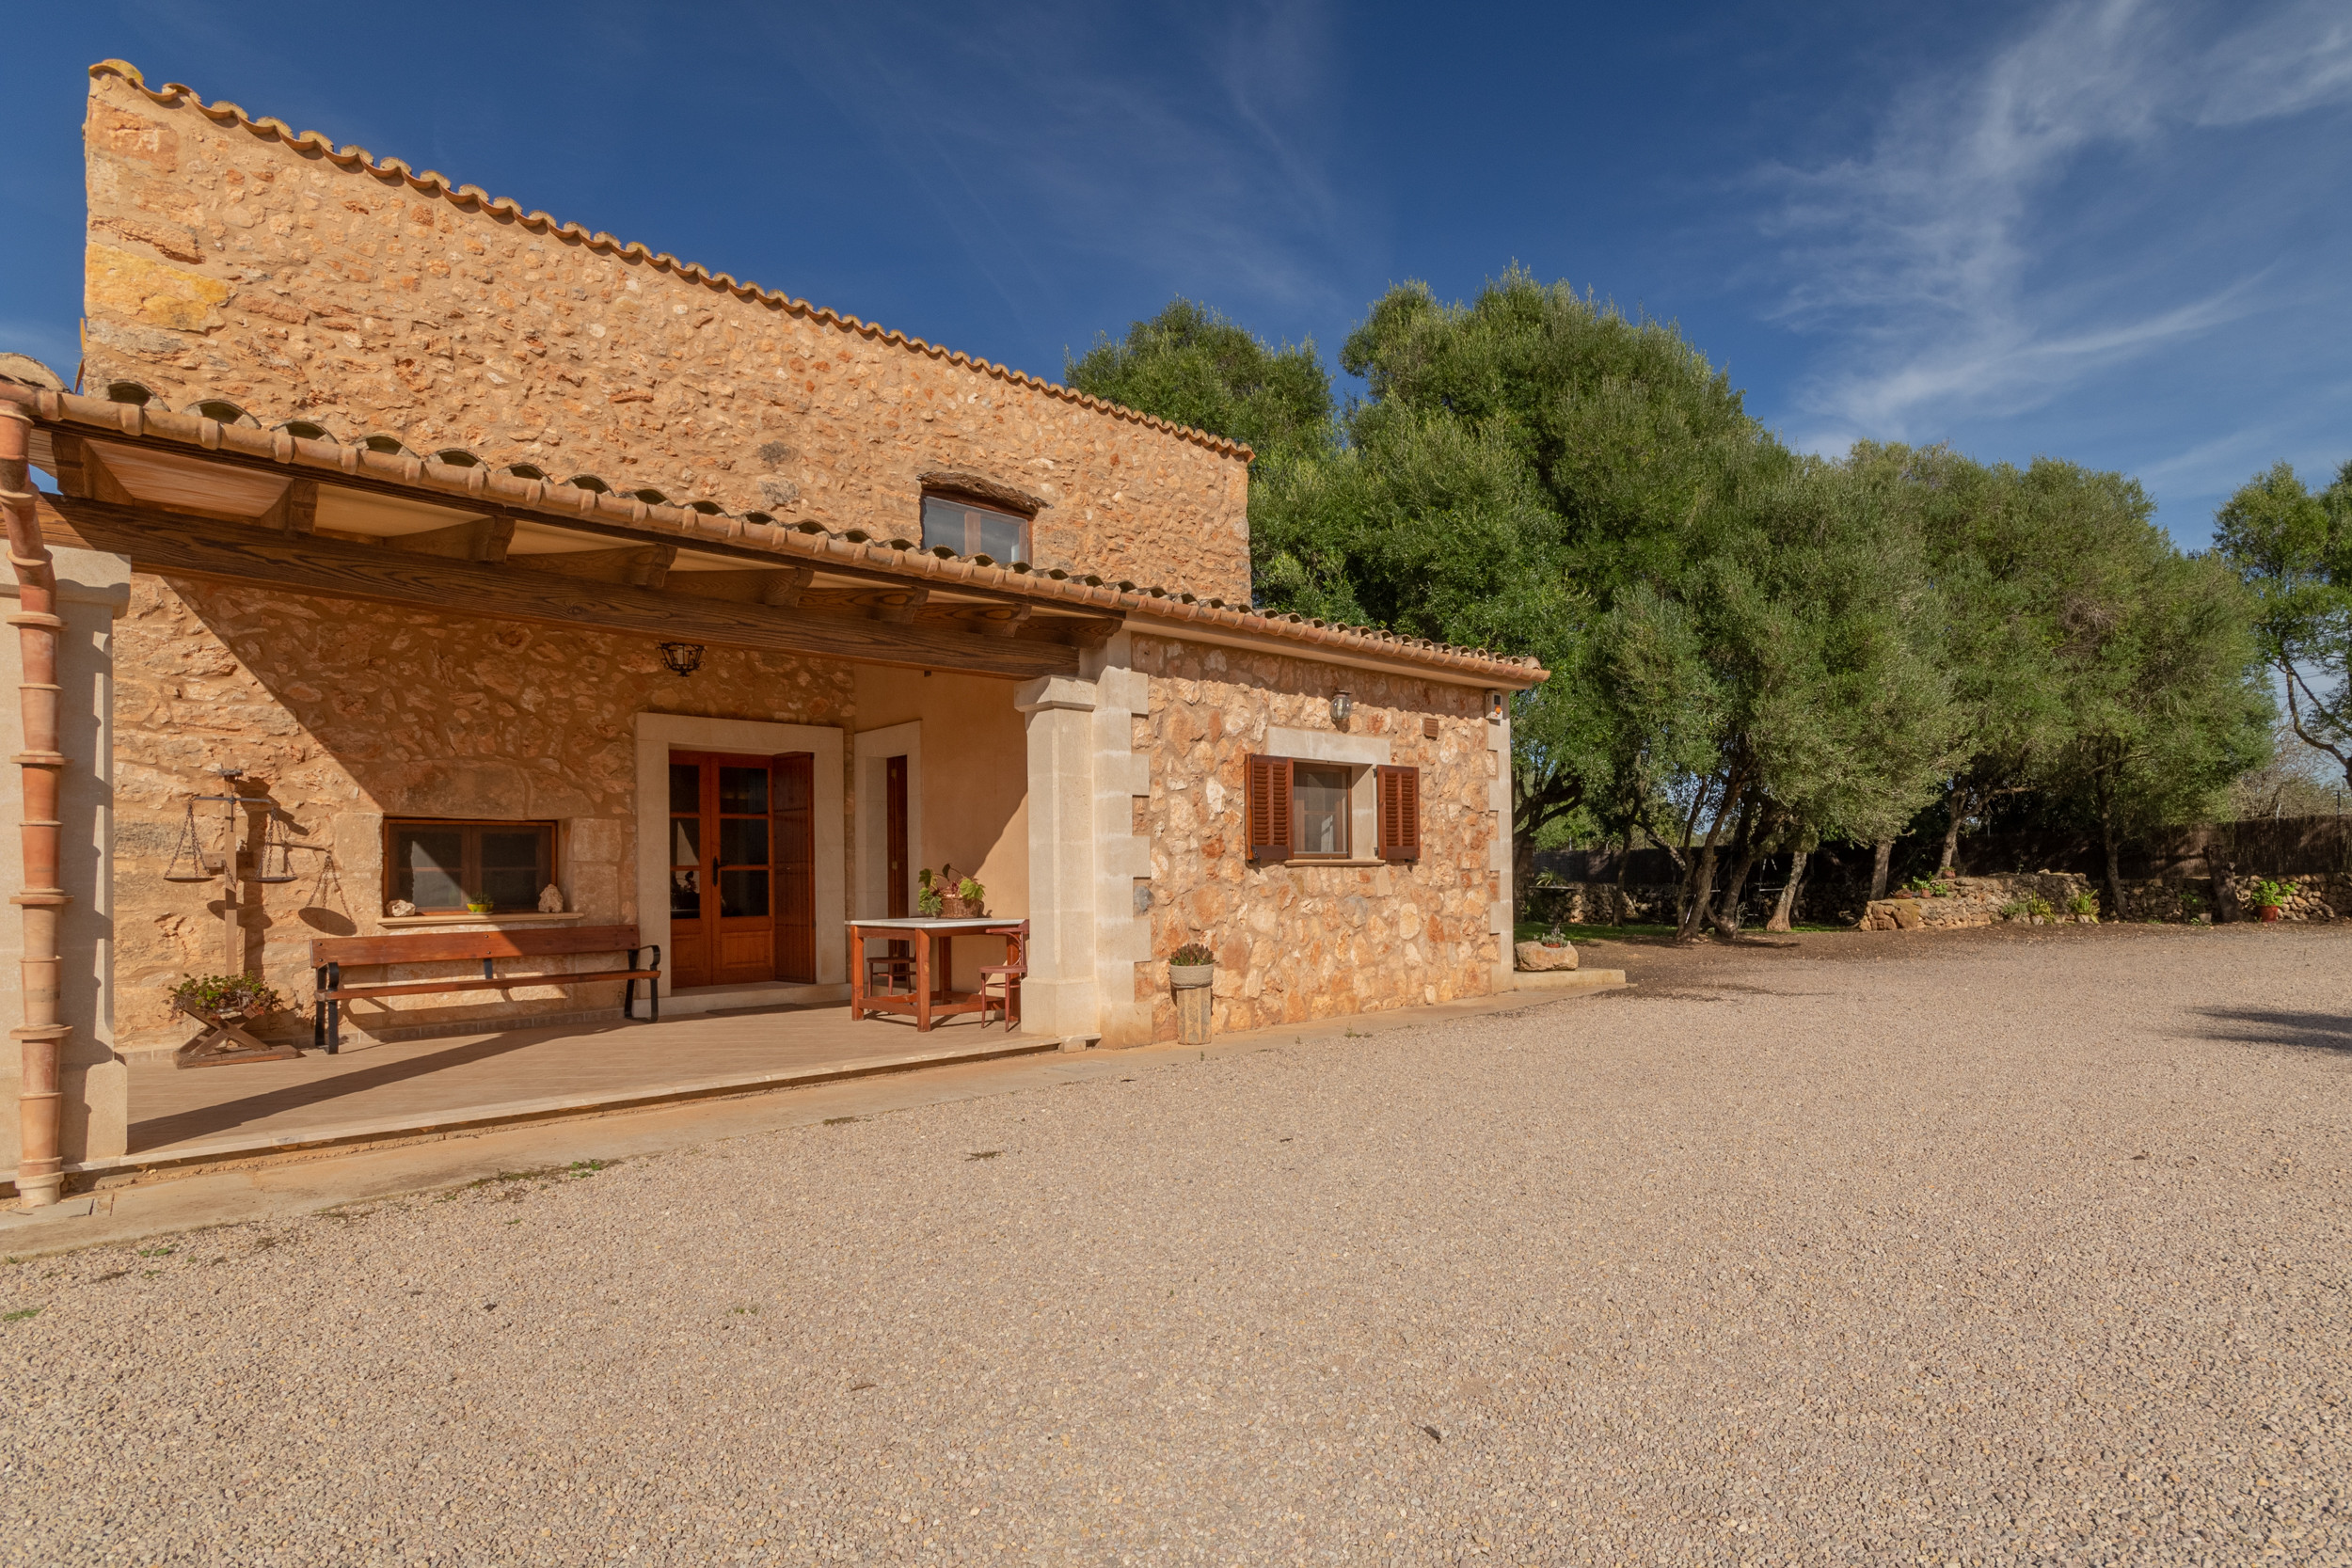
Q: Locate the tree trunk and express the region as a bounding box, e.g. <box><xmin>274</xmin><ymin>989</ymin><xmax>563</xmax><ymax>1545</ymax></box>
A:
<box><xmin>1712</xmin><ymin>803</ymin><xmax>1766</xmax><ymax>936</ymax></box>
<box><xmin>1613</xmin><ymin>833</ymin><xmax>1634</xmax><ymax>925</ymax></box>
<box><xmin>1677</xmin><ymin>776</ymin><xmax>1743</xmax><ymax>943</ymax></box>
<box><xmin>1869</xmin><ymin>838</ymin><xmax>1894</xmax><ymax>900</ymax></box>
<box><xmin>1939</xmin><ymin>784</ymin><xmax>1967</xmax><ymax>876</ymax></box>
<box><xmin>1765</xmin><ymin>848</ymin><xmax>1810</xmax><ymax>932</ymax></box>
<box><xmin>1512</xmin><ymin>828</ymin><xmax>1537</xmax><ymax>926</ymax></box>
<box><xmin>2212</xmin><ymin>859</ymin><xmax>2239</xmax><ymax>923</ymax></box>
<box><xmin>2101</xmin><ymin>819</ymin><xmax>2124</xmax><ymax>923</ymax></box>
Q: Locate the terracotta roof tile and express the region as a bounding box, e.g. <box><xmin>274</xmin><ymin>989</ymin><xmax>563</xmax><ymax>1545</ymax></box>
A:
<box><xmin>87</xmin><ymin>60</ymin><xmax>1255</xmax><ymax>465</ymax></box>
<box><xmin>4</xmin><ymin>378</ymin><xmax>1543</xmax><ymax>689</ymax></box>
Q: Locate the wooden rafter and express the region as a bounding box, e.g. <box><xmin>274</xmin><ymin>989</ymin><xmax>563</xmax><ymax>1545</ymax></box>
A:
<box><xmin>48</xmin><ymin>495</ymin><xmax>1084</xmax><ymax>679</ymax></box>
<box><xmin>382</xmin><ymin>514</ymin><xmax>511</xmax><ymax>562</ymax></box>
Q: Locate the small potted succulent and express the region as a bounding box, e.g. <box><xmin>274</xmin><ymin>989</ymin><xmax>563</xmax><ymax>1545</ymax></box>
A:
<box><xmin>465</xmin><ymin>897</ymin><xmax>496</xmax><ymax>916</ymax></box>
<box><xmin>2252</xmin><ymin>878</ymin><xmax>2296</xmax><ymax>922</ymax></box>
<box><xmin>1168</xmin><ymin>942</ymin><xmax>1216</xmax><ymax>990</ymax></box>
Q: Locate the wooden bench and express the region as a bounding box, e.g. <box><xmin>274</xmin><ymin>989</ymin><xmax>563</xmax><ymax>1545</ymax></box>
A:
<box><xmin>310</xmin><ymin>925</ymin><xmax>660</xmax><ymax>1053</ymax></box>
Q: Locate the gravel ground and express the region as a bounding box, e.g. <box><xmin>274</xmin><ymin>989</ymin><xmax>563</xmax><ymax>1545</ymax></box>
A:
<box><xmin>5</xmin><ymin>922</ymin><xmax>2348</xmax><ymax>1565</ymax></box>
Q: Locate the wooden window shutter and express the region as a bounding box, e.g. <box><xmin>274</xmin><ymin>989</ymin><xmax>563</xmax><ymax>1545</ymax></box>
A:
<box><xmin>1377</xmin><ymin>765</ymin><xmax>1422</xmax><ymax>862</ymax></box>
<box><xmin>1246</xmin><ymin>754</ymin><xmax>1293</xmax><ymax>863</ymax></box>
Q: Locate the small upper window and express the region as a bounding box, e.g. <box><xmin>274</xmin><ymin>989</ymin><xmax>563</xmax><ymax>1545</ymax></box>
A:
<box><xmin>921</xmin><ymin>493</ymin><xmax>1029</xmax><ymax>564</ymax></box>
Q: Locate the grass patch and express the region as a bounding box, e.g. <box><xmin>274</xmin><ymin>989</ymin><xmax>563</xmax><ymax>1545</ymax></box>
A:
<box><xmin>821</xmin><ymin>1117</ymin><xmax>861</xmax><ymax>1127</ymax></box>
<box><xmin>4</xmin><ymin>1307</ymin><xmax>40</xmax><ymax>1323</ymax></box>
<box><xmin>964</xmin><ymin>1149</ymin><xmax>1004</xmax><ymax>1162</ymax></box>
<box><xmin>1513</xmin><ymin>921</ymin><xmax>1675</xmax><ymax>942</ymax></box>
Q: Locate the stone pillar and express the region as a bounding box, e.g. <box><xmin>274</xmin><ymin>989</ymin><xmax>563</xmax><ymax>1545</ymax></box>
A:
<box><xmin>1</xmin><ymin>546</ymin><xmax>132</xmax><ymax>1180</ymax></box>
<box><xmin>1014</xmin><ymin>674</ymin><xmax>1101</xmax><ymax>1039</ymax></box>
<box><xmin>1089</xmin><ymin>665</ymin><xmax>1153</xmax><ymax>1047</ymax></box>
<box><xmin>1486</xmin><ymin>691</ymin><xmax>1516</xmax><ymax>994</ymax></box>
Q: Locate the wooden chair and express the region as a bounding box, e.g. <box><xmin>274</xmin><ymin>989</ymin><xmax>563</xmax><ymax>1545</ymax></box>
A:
<box><xmin>865</xmin><ymin>950</ymin><xmax>916</xmax><ymax>996</ymax></box>
<box><xmin>977</xmin><ymin>922</ymin><xmax>1026</xmax><ymax>1031</ymax></box>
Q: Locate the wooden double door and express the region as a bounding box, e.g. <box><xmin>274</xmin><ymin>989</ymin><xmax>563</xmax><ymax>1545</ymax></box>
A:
<box><xmin>668</xmin><ymin>751</ymin><xmax>815</xmax><ymax>988</ymax></box>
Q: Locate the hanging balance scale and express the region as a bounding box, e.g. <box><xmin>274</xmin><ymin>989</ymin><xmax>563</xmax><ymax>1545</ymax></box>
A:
<box><xmin>164</xmin><ymin>768</ymin><xmax>305</xmax><ymax>1068</ymax></box>
<box><xmin>161</xmin><ymin>798</ymin><xmax>222</xmax><ymax>882</ymax></box>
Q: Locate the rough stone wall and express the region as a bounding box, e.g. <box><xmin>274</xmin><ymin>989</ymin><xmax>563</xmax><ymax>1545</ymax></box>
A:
<box><xmin>78</xmin><ymin>68</ymin><xmax>1252</xmax><ymax>601</ymax></box>
<box><xmin>1130</xmin><ymin>635</ymin><xmax>1498</xmax><ymax>1040</ymax></box>
<box><xmin>111</xmin><ymin>576</ymin><xmax>852</xmax><ymax>1049</ymax></box>
<box><xmin>1860</xmin><ymin>874</ymin><xmax>2096</xmax><ymax>930</ymax></box>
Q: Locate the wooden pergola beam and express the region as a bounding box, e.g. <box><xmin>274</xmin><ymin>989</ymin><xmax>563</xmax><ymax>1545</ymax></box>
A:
<box><xmin>49</xmin><ymin>496</ymin><xmax>1085</xmax><ymax>680</ymax></box>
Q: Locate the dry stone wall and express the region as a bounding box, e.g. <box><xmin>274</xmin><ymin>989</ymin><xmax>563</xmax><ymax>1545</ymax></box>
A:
<box><xmin>1131</xmin><ymin>635</ymin><xmax>1499</xmax><ymax>1041</ymax></box>
<box><xmin>79</xmin><ymin>68</ymin><xmax>1252</xmax><ymax>601</ymax></box>
<box><xmin>111</xmin><ymin>576</ymin><xmax>852</xmax><ymax>1050</ymax></box>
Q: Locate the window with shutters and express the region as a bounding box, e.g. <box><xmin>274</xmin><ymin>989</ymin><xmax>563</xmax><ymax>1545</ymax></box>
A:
<box><xmin>1248</xmin><ymin>755</ymin><xmax>1422</xmax><ymax>864</ymax></box>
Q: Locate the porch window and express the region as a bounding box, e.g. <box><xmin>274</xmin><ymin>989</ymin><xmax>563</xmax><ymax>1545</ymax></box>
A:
<box><xmin>385</xmin><ymin>819</ymin><xmax>556</xmax><ymax>913</ymax></box>
<box><xmin>920</xmin><ymin>493</ymin><xmax>1029</xmax><ymax>565</ymax></box>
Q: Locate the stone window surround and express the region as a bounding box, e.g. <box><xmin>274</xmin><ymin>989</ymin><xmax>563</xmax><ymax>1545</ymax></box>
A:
<box><xmin>631</xmin><ymin>713</ymin><xmax>846</xmax><ymax>996</ymax></box>
<box><xmin>1263</xmin><ymin>725</ymin><xmax>1392</xmax><ymax>868</ymax></box>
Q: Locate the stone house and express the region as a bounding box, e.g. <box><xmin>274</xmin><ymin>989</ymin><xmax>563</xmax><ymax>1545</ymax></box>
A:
<box><xmin>0</xmin><ymin>61</ymin><xmax>1543</xmax><ymax>1200</ymax></box>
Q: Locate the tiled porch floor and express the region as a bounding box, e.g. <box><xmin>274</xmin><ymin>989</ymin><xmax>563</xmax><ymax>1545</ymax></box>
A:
<box><xmin>129</xmin><ymin>1006</ymin><xmax>1048</xmax><ymax>1158</ymax></box>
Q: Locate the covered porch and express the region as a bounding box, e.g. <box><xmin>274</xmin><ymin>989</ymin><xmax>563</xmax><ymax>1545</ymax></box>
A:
<box><xmin>121</xmin><ymin>1000</ymin><xmax>1063</xmax><ymax>1175</ymax></box>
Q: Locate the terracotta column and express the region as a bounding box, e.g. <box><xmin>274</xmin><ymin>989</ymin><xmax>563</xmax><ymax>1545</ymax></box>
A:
<box><xmin>0</xmin><ymin>402</ymin><xmax>71</xmax><ymax>1210</ymax></box>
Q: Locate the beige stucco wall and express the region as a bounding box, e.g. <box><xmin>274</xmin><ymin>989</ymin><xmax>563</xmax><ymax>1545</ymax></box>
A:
<box><xmin>1130</xmin><ymin>634</ymin><xmax>1502</xmax><ymax>1041</ymax></box>
<box><xmin>852</xmin><ymin>667</ymin><xmax>1029</xmax><ymax>992</ymax></box>
<box><xmin>108</xmin><ymin>576</ymin><xmax>855</xmax><ymax>1048</ymax></box>
<box><xmin>78</xmin><ymin>67</ymin><xmax>1253</xmax><ymax>602</ymax></box>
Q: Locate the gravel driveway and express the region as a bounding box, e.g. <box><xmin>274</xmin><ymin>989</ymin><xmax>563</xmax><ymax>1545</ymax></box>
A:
<box><xmin>5</xmin><ymin>923</ymin><xmax>2347</xmax><ymax>1565</ymax></box>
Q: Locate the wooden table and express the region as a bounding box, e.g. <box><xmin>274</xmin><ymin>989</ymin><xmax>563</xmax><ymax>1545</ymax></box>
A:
<box><xmin>847</xmin><ymin>918</ymin><xmax>1022</xmax><ymax>1031</ymax></box>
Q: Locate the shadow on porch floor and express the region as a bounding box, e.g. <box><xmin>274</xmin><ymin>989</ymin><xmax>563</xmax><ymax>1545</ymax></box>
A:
<box><xmin>129</xmin><ymin>1005</ymin><xmax>1049</xmax><ymax>1157</ymax></box>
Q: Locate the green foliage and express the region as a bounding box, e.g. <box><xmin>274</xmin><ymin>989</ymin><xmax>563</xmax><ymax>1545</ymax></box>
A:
<box><xmin>915</xmin><ymin>884</ymin><xmax>944</xmax><ymax>917</ymax></box>
<box><xmin>1075</xmin><ymin>275</ymin><xmax>2270</xmax><ymax>928</ymax></box>
<box><xmin>1168</xmin><ymin>942</ymin><xmax>1216</xmax><ymax>966</ymax></box>
<box><xmin>2251</xmin><ymin>878</ymin><xmax>2298</xmax><ymax>909</ymax></box>
<box><xmin>2215</xmin><ymin>459</ymin><xmax>2352</xmax><ymax>781</ymax></box>
<box><xmin>957</xmin><ymin>877</ymin><xmax>984</xmax><ymax>903</ymax></box>
<box><xmin>172</xmin><ymin>974</ymin><xmax>283</xmax><ymax>1020</ymax></box>
<box><xmin>1066</xmin><ymin>298</ymin><xmax>1333</xmax><ymax>472</ymax></box>
<box><xmin>2066</xmin><ymin>892</ymin><xmax>2099</xmax><ymax>918</ymax></box>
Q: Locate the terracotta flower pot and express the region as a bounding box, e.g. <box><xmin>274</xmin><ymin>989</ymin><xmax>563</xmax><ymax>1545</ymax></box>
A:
<box><xmin>2261</xmin><ymin>905</ymin><xmax>2283</xmax><ymax>923</ymax></box>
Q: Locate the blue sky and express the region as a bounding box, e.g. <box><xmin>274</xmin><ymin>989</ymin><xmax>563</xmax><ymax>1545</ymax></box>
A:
<box><xmin>3</xmin><ymin>0</ymin><xmax>2347</xmax><ymax>546</ymax></box>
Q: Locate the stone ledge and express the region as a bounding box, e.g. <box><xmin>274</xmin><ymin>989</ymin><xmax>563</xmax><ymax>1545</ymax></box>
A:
<box><xmin>378</xmin><ymin>912</ymin><xmax>589</xmax><ymax>928</ymax></box>
<box><xmin>1511</xmin><ymin>968</ymin><xmax>1628</xmax><ymax>992</ymax></box>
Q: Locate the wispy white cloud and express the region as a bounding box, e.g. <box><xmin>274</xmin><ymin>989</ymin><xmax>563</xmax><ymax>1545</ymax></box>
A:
<box><xmin>755</xmin><ymin>0</ymin><xmax>1359</xmax><ymax>354</ymax></box>
<box><xmin>1758</xmin><ymin>0</ymin><xmax>2352</xmax><ymax>451</ymax></box>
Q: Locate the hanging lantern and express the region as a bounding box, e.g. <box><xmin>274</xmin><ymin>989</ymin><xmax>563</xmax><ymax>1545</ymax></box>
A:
<box><xmin>658</xmin><ymin>641</ymin><xmax>705</xmax><ymax>677</ymax></box>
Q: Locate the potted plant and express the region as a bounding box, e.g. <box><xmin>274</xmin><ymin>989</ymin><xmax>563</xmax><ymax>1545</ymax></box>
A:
<box><xmin>173</xmin><ymin>973</ymin><xmax>284</xmax><ymax>1024</ymax></box>
<box><xmin>2252</xmin><ymin>878</ymin><xmax>2296</xmax><ymax>922</ymax></box>
<box><xmin>465</xmin><ymin>897</ymin><xmax>495</xmax><ymax>915</ymax></box>
<box><xmin>1168</xmin><ymin>942</ymin><xmax>1216</xmax><ymax>989</ymax></box>
<box><xmin>953</xmin><ymin>876</ymin><xmax>987</xmax><ymax>918</ymax></box>
<box><xmin>171</xmin><ymin>973</ymin><xmax>299</xmax><ymax>1068</ymax></box>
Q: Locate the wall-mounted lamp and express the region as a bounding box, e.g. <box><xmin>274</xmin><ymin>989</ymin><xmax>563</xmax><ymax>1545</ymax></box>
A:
<box><xmin>1329</xmin><ymin>689</ymin><xmax>1353</xmax><ymax>728</ymax></box>
<box><xmin>1486</xmin><ymin>690</ymin><xmax>1508</xmax><ymax>722</ymax></box>
<box><xmin>658</xmin><ymin>641</ymin><xmax>706</xmax><ymax>677</ymax></box>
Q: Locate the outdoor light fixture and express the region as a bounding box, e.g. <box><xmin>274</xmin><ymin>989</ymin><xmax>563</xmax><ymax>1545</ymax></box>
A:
<box><xmin>658</xmin><ymin>641</ymin><xmax>706</xmax><ymax>677</ymax></box>
<box><xmin>1487</xmin><ymin>690</ymin><xmax>1508</xmax><ymax>722</ymax></box>
<box><xmin>1329</xmin><ymin>689</ymin><xmax>1353</xmax><ymax>727</ymax></box>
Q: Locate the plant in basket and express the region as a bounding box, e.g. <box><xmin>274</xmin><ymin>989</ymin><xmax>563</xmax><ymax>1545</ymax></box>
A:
<box><xmin>170</xmin><ymin>974</ymin><xmax>300</xmax><ymax>1069</ymax></box>
<box><xmin>172</xmin><ymin>974</ymin><xmax>284</xmax><ymax>1023</ymax></box>
<box><xmin>1168</xmin><ymin>942</ymin><xmax>1216</xmax><ymax>989</ymax></box>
